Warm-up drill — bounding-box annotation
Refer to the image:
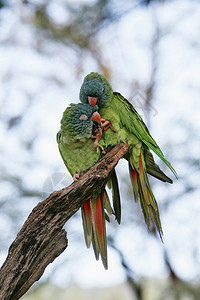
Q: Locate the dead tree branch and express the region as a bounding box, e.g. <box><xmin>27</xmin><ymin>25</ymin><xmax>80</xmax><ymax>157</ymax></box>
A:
<box><xmin>0</xmin><ymin>143</ymin><xmax>128</xmax><ymax>300</ymax></box>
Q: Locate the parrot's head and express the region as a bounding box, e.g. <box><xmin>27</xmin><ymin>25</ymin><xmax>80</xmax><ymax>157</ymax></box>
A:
<box><xmin>80</xmin><ymin>72</ymin><xmax>113</xmax><ymax>108</ymax></box>
<box><xmin>61</xmin><ymin>103</ymin><xmax>101</xmax><ymax>139</ymax></box>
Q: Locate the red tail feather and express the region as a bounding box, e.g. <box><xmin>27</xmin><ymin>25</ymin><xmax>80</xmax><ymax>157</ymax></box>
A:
<box><xmin>95</xmin><ymin>195</ymin><xmax>104</xmax><ymax>239</ymax></box>
<box><xmin>83</xmin><ymin>193</ymin><xmax>109</xmax><ymax>269</ymax></box>
<box><xmin>131</xmin><ymin>168</ymin><xmax>137</xmax><ymax>184</ymax></box>
<box><xmin>139</xmin><ymin>154</ymin><xmax>142</xmax><ymax>173</ymax></box>
<box><xmin>83</xmin><ymin>200</ymin><xmax>91</xmax><ymax>220</ymax></box>
<box><xmin>129</xmin><ymin>164</ymin><xmax>139</xmax><ymax>202</ymax></box>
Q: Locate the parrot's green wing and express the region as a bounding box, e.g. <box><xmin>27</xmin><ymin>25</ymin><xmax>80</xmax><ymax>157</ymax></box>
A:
<box><xmin>112</xmin><ymin>92</ymin><xmax>178</xmax><ymax>178</ymax></box>
<box><xmin>56</xmin><ymin>130</ymin><xmax>70</xmax><ymax>171</ymax></box>
<box><xmin>145</xmin><ymin>149</ymin><xmax>173</xmax><ymax>183</ymax></box>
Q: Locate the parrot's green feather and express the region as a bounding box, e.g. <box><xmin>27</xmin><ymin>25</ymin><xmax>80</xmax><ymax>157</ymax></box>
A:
<box><xmin>145</xmin><ymin>149</ymin><xmax>173</xmax><ymax>183</ymax></box>
<box><xmin>103</xmin><ymin>190</ymin><xmax>114</xmax><ymax>216</ymax></box>
<box><xmin>109</xmin><ymin>169</ymin><xmax>121</xmax><ymax>224</ymax></box>
<box><xmin>112</xmin><ymin>92</ymin><xmax>177</xmax><ymax>178</ymax></box>
<box><xmin>81</xmin><ymin>201</ymin><xmax>92</xmax><ymax>248</ymax></box>
<box><xmin>91</xmin><ymin>228</ymin><xmax>100</xmax><ymax>261</ymax></box>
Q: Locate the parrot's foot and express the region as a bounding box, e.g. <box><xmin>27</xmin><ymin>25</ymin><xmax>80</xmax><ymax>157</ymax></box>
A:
<box><xmin>101</xmin><ymin>119</ymin><xmax>115</xmax><ymax>132</ymax></box>
<box><xmin>73</xmin><ymin>173</ymin><xmax>80</xmax><ymax>181</ymax></box>
<box><xmin>91</xmin><ymin>127</ymin><xmax>102</xmax><ymax>148</ymax></box>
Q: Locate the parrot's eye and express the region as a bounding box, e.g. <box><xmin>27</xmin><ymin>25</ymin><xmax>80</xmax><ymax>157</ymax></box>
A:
<box><xmin>102</xmin><ymin>87</ymin><xmax>105</xmax><ymax>93</ymax></box>
<box><xmin>79</xmin><ymin>114</ymin><xmax>88</xmax><ymax>120</ymax></box>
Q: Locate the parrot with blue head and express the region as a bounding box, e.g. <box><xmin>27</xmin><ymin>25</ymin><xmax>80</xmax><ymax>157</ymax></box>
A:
<box><xmin>80</xmin><ymin>72</ymin><xmax>178</xmax><ymax>238</ymax></box>
<box><xmin>57</xmin><ymin>102</ymin><xmax>121</xmax><ymax>269</ymax></box>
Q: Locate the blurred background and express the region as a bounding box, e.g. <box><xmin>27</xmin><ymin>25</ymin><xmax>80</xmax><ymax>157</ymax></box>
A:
<box><xmin>0</xmin><ymin>0</ymin><xmax>200</xmax><ymax>299</ymax></box>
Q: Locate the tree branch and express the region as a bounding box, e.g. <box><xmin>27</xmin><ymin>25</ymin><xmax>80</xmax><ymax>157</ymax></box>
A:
<box><xmin>0</xmin><ymin>143</ymin><xmax>128</xmax><ymax>300</ymax></box>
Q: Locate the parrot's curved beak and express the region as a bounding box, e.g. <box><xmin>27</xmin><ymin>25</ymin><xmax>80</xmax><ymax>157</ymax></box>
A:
<box><xmin>91</xmin><ymin>111</ymin><xmax>101</xmax><ymax>124</ymax></box>
<box><xmin>88</xmin><ymin>96</ymin><xmax>98</xmax><ymax>106</ymax></box>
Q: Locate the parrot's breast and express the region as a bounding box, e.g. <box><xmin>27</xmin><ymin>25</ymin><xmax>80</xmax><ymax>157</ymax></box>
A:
<box><xmin>59</xmin><ymin>134</ymin><xmax>100</xmax><ymax>175</ymax></box>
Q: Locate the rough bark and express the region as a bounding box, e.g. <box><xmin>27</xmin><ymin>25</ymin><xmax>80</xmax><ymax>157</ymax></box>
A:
<box><xmin>0</xmin><ymin>143</ymin><xmax>128</xmax><ymax>300</ymax></box>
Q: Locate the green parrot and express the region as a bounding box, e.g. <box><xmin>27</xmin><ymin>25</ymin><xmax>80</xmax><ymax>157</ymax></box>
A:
<box><xmin>56</xmin><ymin>102</ymin><xmax>121</xmax><ymax>269</ymax></box>
<box><xmin>80</xmin><ymin>72</ymin><xmax>178</xmax><ymax>238</ymax></box>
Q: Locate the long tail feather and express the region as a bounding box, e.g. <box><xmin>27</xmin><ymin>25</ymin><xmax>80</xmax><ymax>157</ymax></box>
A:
<box><xmin>81</xmin><ymin>192</ymin><xmax>107</xmax><ymax>269</ymax></box>
<box><xmin>89</xmin><ymin>198</ymin><xmax>101</xmax><ymax>262</ymax></box>
<box><xmin>91</xmin><ymin>228</ymin><xmax>100</xmax><ymax>261</ymax></box>
<box><xmin>81</xmin><ymin>175</ymin><xmax>120</xmax><ymax>270</ymax></box>
<box><xmin>81</xmin><ymin>201</ymin><xmax>92</xmax><ymax>248</ymax></box>
<box><xmin>144</xmin><ymin>141</ymin><xmax>178</xmax><ymax>179</ymax></box>
<box><xmin>110</xmin><ymin>169</ymin><xmax>121</xmax><ymax>224</ymax></box>
<box><xmin>129</xmin><ymin>163</ymin><xmax>139</xmax><ymax>202</ymax></box>
<box><xmin>94</xmin><ymin>194</ymin><xmax>108</xmax><ymax>269</ymax></box>
<box><xmin>145</xmin><ymin>149</ymin><xmax>173</xmax><ymax>183</ymax></box>
<box><xmin>129</xmin><ymin>155</ymin><xmax>163</xmax><ymax>239</ymax></box>
<box><xmin>81</xmin><ymin>185</ymin><xmax>118</xmax><ymax>269</ymax></box>
<box><xmin>139</xmin><ymin>154</ymin><xmax>163</xmax><ymax>239</ymax></box>
<box><xmin>103</xmin><ymin>190</ymin><xmax>114</xmax><ymax>215</ymax></box>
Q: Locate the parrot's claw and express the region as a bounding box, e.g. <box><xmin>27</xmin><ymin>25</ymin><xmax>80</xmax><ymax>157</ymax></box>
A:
<box><xmin>101</xmin><ymin>119</ymin><xmax>115</xmax><ymax>132</ymax></box>
<box><xmin>91</xmin><ymin>127</ymin><xmax>103</xmax><ymax>148</ymax></box>
<box><xmin>73</xmin><ymin>173</ymin><xmax>80</xmax><ymax>181</ymax></box>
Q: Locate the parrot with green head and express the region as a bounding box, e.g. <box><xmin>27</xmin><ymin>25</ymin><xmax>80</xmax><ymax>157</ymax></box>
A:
<box><xmin>56</xmin><ymin>102</ymin><xmax>121</xmax><ymax>269</ymax></box>
<box><xmin>80</xmin><ymin>72</ymin><xmax>178</xmax><ymax>238</ymax></box>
